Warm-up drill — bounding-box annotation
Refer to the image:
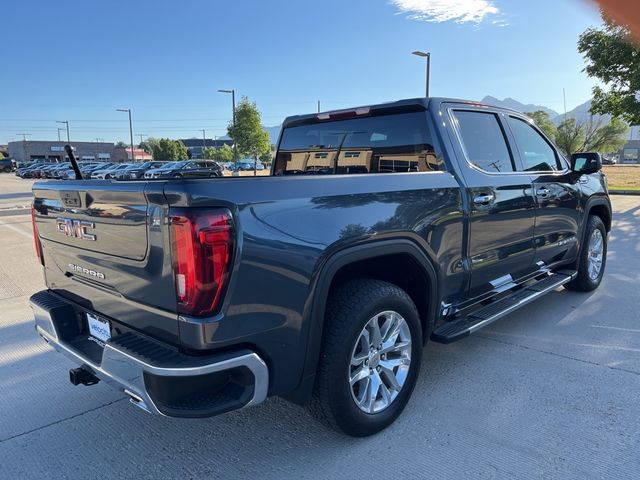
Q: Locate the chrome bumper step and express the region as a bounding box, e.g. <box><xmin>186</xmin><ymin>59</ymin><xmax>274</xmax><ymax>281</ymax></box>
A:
<box><xmin>29</xmin><ymin>290</ymin><xmax>269</xmax><ymax>418</ymax></box>
<box><xmin>431</xmin><ymin>270</ymin><xmax>577</xmax><ymax>344</ymax></box>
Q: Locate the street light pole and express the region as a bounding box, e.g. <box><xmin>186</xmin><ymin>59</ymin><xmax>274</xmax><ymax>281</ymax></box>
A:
<box><xmin>56</xmin><ymin>120</ymin><xmax>70</xmax><ymax>142</ymax></box>
<box><xmin>411</xmin><ymin>51</ymin><xmax>431</xmax><ymax>97</ymax></box>
<box><xmin>57</xmin><ymin>128</ymin><xmax>65</xmax><ymax>141</ymax></box>
<box><xmin>218</xmin><ymin>89</ymin><xmax>238</xmax><ymax>164</ymax></box>
<box><xmin>117</xmin><ymin>109</ymin><xmax>135</xmax><ymax>162</ymax></box>
<box><xmin>201</xmin><ymin>129</ymin><xmax>206</xmax><ymax>159</ymax></box>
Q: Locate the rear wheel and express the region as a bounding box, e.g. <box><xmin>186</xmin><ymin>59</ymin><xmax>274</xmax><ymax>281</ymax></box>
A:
<box><xmin>309</xmin><ymin>279</ymin><xmax>422</xmax><ymax>437</ymax></box>
<box><xmin>565</xmin><ymin>215</ymin><xmax>607</xmax><ymax>292</ymax></box>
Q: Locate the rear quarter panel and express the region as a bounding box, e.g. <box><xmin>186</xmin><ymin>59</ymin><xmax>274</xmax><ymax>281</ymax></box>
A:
<box><xmin>164</xmin><ymin>173</ymin><xmax>464</xmax><ymax>394</ymax></box>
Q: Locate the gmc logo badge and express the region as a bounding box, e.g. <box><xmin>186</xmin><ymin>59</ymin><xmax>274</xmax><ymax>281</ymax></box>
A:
<box><xmin>55</xmin><ymin>218</ymin><xmax>96</xmax><ymax>241</ymax></box>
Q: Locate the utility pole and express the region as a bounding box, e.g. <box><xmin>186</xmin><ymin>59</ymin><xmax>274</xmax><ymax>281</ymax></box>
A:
<box><xmin>18</xmin><ymin>133</ymin><xmax>31</xmax><ymax>141</ymax></box>
<box><xmin>218</xmin><ymin>89</ymin><xmax>238</xmax><ymax>164</ymax></box>
<box><xmin>201</xmin><ymin>129</ymin><xmax>206</xmax><ymax>159</ymax></box>
<box><xmin>139</xmin><ymin>134</ymin><xmax>147</xmax><ymax>160</ymax></box>
<box><xmin>317</xmin><ymin>100</ymin><xmax>321</xmax><ymax>113</ymax></box>
<box><xmin>57</xmin><ymin>128</ymin><xmax>65</xmax><ymax>141</ymax></box>
<box><xmin>56</xmin><ymin>120</ymin><xmax>70</xmax><ymax>142</ymax></box>
<box><xmin>117</xmin><ymin>109</ymin><xmax>135</xmax><ymax>162</ymax></box>
<box><xmin>412</xmin><ymin>51</ymin><xmax>431</xmax><ymax>97</ymax></box>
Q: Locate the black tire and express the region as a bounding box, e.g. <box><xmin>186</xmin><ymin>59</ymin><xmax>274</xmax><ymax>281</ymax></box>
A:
<box><xmin>309</xmin><ymin>279</ymin><xmax>422</xmax><ymax>437</ymax></box>
<box><xmin>565</xmin><ymin>215</ymin><xmax>607</xmax><ymax>292</ymax></box>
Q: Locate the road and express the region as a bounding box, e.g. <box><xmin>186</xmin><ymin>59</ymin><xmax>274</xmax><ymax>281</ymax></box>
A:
<box><xmin>0</xmin><ymin>175</ymin><xmax>638</xmax><ymax>479</ymax></box>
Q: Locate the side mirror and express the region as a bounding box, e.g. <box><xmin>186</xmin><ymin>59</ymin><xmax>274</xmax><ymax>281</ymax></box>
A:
<box><xmin>571</xmin><ymin>152</ymin><xmax>602</xmax><ymax>174</ymax></box>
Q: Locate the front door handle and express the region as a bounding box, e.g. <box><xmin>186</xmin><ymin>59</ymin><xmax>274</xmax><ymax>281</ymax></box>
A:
<box><xmin>473</xmin><ymin>193</ymin><xmax>495</xmax><ymax>205</ymax></box>
<box><xmin>536</xmin><ymin>187</ymin><xmax>550</xmax><ymax>198</ymax></box>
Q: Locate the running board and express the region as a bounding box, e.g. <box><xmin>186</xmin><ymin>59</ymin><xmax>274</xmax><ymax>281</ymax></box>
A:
<box><xmin>431</xmin><ymin>270</ymin><xmax>577</xmax><ymax>344</ymax></box>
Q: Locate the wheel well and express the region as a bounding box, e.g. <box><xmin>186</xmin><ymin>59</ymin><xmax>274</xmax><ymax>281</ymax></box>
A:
<box><xmin>329</xmin><ymin>253</ymin><xmax>433</xmax><ymax>342</ymax></box>
<box><xmin>589</xmin><ymin>204</ymin><xmax>611</xmax><ymax>233</ymax></box>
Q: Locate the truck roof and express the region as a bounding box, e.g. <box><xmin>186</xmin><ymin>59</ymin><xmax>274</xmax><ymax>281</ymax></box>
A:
<box><xmin>282</xmin><ymin>97</ymin><xmax>525</xmax><ymax>128</ymax></box>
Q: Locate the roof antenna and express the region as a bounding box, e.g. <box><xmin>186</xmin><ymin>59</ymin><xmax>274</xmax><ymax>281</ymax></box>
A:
<box><xmin>64</xmin><ymin>145</ymin><xmax>83</xmax><ymax>180</ymax></box>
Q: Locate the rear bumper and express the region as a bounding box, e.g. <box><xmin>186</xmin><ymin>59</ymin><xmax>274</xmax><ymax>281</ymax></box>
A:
<box><xmin>29</xmin><ymin>290</ymin><xmax>269</xmax><ymax>418</ymax></box>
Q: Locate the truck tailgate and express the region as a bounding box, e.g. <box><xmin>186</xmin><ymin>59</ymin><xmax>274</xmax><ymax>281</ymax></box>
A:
<box><xmin>32</xmin><ymin>181</ymin><xmax>180</xmax><ymax>345</ymax></box>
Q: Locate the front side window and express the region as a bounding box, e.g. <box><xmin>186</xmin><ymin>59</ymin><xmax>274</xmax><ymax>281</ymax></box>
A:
<box><xmin>274</xmin><ymin>111</ymin><xmax>444</xmax><ymax>175</ymax></box>
<box><xmin>452</xmin><ymin>110</ymin><xmax>514</xmax><ymax>173</ymax></box>
<box><xmin>508</xmin><ymin>116</ymin><xmax>561</xmax><ymax>171</ymax></box>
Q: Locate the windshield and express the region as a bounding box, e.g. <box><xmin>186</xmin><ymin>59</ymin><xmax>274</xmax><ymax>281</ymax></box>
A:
<box><xmin>274</xmin><ymin>112</ymin><xmax>442</xmax><ymax>175</ymax></box>
<box><xmin>171</xmin><ymin>161</ymin><xmax>189</xmax><ymax>168</ymax></box>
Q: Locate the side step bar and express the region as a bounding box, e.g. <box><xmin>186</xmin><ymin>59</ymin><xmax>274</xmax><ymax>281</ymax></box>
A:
<box><xmin>431</xmin><ymin>270</ymin><xmax>577</xmax><ymax>344</ymax></box>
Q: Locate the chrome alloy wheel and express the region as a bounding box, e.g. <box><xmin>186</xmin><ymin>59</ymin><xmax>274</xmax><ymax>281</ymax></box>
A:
<box><xmin>348</xmin><ymin>310</ymin><xmax>412</xmax><ymax>414</ymax></box>
<box><xmin>587</xmin><ymin>229</ymin><xmax>604</xmax><ymax>280</ymax></box>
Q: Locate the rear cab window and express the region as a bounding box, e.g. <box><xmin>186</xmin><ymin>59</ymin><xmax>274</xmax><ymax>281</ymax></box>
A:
<box><xmin>274</xmin><ymin>112</ymin><xmax>444</xmax><ymax>175</ymax></box>
<box><xmin>451</xmin><ymin>110</ymin><xmax>515</xmax><ymax>173</ymax></box>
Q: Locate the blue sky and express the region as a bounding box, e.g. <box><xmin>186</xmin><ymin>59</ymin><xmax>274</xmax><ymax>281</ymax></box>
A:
<box><xmin>0</xmin><ymin>0</ymin><xmax>602</xmax><ymax>144</ymax></box>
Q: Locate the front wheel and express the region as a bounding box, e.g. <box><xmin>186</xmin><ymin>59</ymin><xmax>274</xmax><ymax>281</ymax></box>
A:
<box><xmin>309</xmin><ymin>279</ymin><xmax>422</xmax><ymax>437</ymax></box>
<box><xmin>565</xmin><ymin>215</ymin><xmax>607</xmax><ymax>292</ymax></box>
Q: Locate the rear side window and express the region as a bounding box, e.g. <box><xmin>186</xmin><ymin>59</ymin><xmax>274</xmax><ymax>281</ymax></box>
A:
<box><xmin>452</xmin><ymin>110</ymin><xmax>514</xmax><ymax>173</ymax></box>
<box><xmin>274</xmin><ymin>112</ymin><xmax>444</xmax><ymax>175</ymax></box>
<box><xmin>507</xmin><ymin>116</ymin><xmax>561</xmax><ymax>171</ymax></box>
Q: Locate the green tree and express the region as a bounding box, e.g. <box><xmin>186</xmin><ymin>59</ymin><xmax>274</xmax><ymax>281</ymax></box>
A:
<box><xmin>555</xmin><ymin>118</ymin><xmax>586</xmax><ymax>157</ymax></box>
<box><xmin>152</xmin><ymin>138</ymin><xmax>188</xmax><ymax>161</ymax></box>
<box><xmin>202</xmin><ymin>146</ymin><xmax>216</xmax><ymax>159</ymax></box>
<box><xmin>227</xmin><ymin>97</ymin><xmax>271</xmax><ymax>171</ymax></box>
<box><xmin>259</xmin><ymin>145</ymin><xmax>275</xmax><ymax>165</ymax></box>
<box><xmin>115</xmin><ymin>141</ymin><xmax>128</xmax><ymax>148</ymax></box>
<box><xmin>578</xmin><ymin>14</ymin><xmax>640</xmax><ymax>124</ymax></box>
<box><xmin>217</xmin><ymin>144</ymin><xmax>234</xmax><ymax>162</ymax></box>
<box><xmin>555</xmin><ymin>116</ymin><xmax>628</xmax><ymax>157</ymax></box>
<box><xmin>525</xmin><ymin>111</ymin><xmax>558</xmax><ymax>140</ymax></box>
<box><xmin>202</xmin><ymin>144</ymin><xmax>234</xmax><ymax>162</ymax></box>
<box><xmin>140</xmin><ymin>137</ymin><xmax>159</xmax><ymax>155</ymax></box>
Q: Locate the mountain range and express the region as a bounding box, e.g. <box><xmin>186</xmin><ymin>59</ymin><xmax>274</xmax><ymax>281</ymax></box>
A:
<box><xmin>480</xmin><ymin>95</ymin><xmax>603</xmax><ymax>125</ymax></box>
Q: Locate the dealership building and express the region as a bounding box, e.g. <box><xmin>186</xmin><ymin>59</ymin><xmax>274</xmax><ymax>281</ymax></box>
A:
<box><xmin>8</xmin><ymin>140</ymin><xmax>118</xmax><ymax>163</ymax></box>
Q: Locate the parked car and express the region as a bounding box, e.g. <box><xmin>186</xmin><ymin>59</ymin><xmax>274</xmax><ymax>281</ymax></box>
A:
<box><xmin>43</xmin><ymin>164</ymin><xmax>72</xmax><ymax>179</ymax></box>
<box><xmin>114</xmin><ymin>161</ymin><xmax>168</xmax><ymax>180</ymax></box>
<box><xmin>235</xmin><ymin>160</ymin><xmax>265</xmax><ymax>171</ymax></box>
<box><xmin>51</xmin><ymin>164</ymin><xmax>74</xmax><ymax>179</ymax></box>
<box><xmin>16</xmin><ymin>163</ymin><xmax>42</xmax><ymax>177</ymax></box>
<box><xmin>91</xmin><ymin>163</ymin><xmax>131</xmax><ymax>179</ymax></box>
<box><xmin>78</xmin><ymin>162</ymin><xmax>112</xmax><ymax>178</ymax></box>
<box><xmin>143</xmin><ymin>160</ymin><xmax>222</xmax><ymax>179</ymax></box>
<box><xmin>1</xmin><ymin>158</ymin><xmax>14</xmax><ymax>173</ymax></box>
<box><xmin>31</xmin><ymin>164</ymin><xmax>61</xmax><ymax>179</ymax></box>
<box><xmin>18</xmin><ymin>161</ymin><xmax>59</xmax><ymax>178</ymax></box>
<box><xmin>30</xmin><ymin>97</ymin><xmax>611</xmax><ymax>437</ymax></box>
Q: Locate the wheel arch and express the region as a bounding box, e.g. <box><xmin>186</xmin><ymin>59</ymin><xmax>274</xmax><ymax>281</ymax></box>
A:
<box><xmin>286</xmin><ymin>239</ymin><xmax>440</xmax><ymax>405</ymax></box>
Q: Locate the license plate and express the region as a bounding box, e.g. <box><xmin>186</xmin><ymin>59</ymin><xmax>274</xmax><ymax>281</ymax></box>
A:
<box><xmin>87</xmin><ymin>313</ymin><xmax>111</xmax><ymax>343</ymax></box>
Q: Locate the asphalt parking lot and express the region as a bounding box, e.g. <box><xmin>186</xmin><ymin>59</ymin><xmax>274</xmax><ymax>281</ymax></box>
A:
<box><xmin>0</xmin><ymin>173</ymin><xmax>639</xmax><ymax>479</ymax></box>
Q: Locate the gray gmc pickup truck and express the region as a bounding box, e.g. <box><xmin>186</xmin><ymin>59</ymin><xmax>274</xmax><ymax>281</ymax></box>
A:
<box><xmin>29</xmin><ymin>97</ymin><xmax>611</xmax><ymax>436</ymax></box>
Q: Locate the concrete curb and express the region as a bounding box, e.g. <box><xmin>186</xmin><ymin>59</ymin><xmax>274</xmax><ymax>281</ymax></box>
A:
<box><xmin>610</xmin><ymin>190</ymin><xmax>640</xmax><ymax>195</ymax></box>
<box><xmin>0</xmin><ymin>208</ymin><xmax>30</xmax><ymax>217</ymax></box>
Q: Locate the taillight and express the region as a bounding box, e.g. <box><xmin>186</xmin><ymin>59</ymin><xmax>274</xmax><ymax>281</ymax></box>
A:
<box><xmin>31</xmin><ymin>205</ymin><xmax>44</xmax><ymax>265</ymax></box>
<box><xmin>169</xmin><ymin>208</ymin><xmax>234</xmax><ymax>317</ymax></box>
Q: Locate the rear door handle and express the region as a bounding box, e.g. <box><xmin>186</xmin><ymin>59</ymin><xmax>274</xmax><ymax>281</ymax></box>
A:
<box><xmin>536</xmin><ymin>187</ymin><xmax>550</xmax><ymax>198</ymax></box>
<box><xmin>473</xmin><ymin>193</ymin><xmax>495</xmax><ymax>205</ymax></box>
